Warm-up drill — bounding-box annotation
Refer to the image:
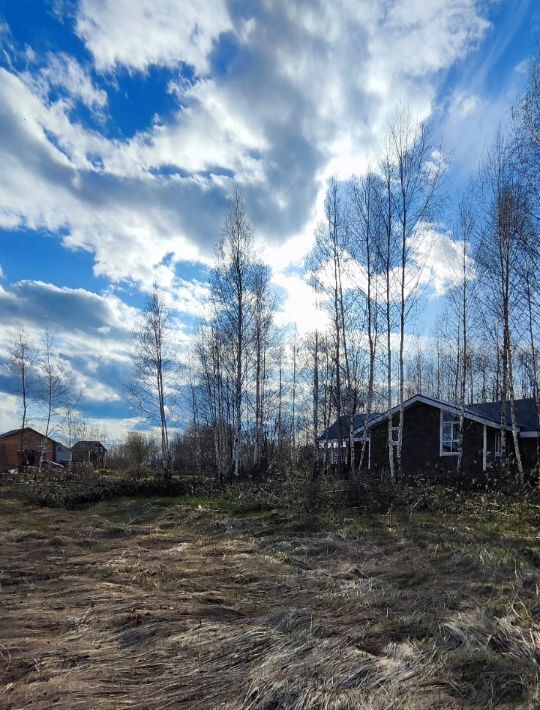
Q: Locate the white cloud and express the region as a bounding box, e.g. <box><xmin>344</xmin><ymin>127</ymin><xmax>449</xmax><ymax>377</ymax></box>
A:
<box><xmin>273</xmin><ymin>271</ymin><xmax>329</xmax><ymax>336</ymax></box>
<box><xmin>0</xmin><ymin>279</ymin><xmax>197</xmax><ymax>431</ymax></box>
<box><xmin>0</xmin><ymin>1</ymin><xmax>492</xmax><ymax>289</ymax></box>
<box><xmin>0</xmin><ymin>68</ymin><xmax>213</xmax><ymax>287</ymax></box>
<box><xmin>412</xmin><ymin>225</ymin><xmax>472</xmax><ymax>296</ymax></box>
<box><xmin>114</xmin><ymin>76</ymin><xmax>268</xmax><ymax>180</ymax></box>
<box><xmin>0</xmin><ymin>281</ymin><xmax>136</xmax><ymax>405</ymax></box>
<box><xmin>76</xmin><ymin>0</ymin><xmax>232</xmax><ymax>75</ymax></box>
<box><xmin>304</xmin><ymin>221</ymin><xmax>470</xmax><ymax>317</ymax></box>
<box><xmin>0</xmin><ymin>392</ymin><xmax>21</xmax><ymax>434</ymax></box>
<box><xmin>168</xmin><ymin>278</ymin><xmax>210</xmax><ymax>318</ymax></box>
<box><xmin>450</xmin><ymin>90</ymin><xmax>481</xmax><ymax>119</ymax></box>
<box><xmin>38</xmin><ymin>53</ymin><xmax>108</xmax><ymax>114</ymax></box>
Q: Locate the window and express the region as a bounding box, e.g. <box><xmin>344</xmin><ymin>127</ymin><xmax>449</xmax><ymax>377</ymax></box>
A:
<box><xmin>494</xmin><ymin>432</ymin><xmax>502</xmax><ymax>458</ymax></box>
<box><xmin>440</xmin><ymin>411</ymin><xmax>461</xmax><ymax>455</ymax></box>
<box><xmin>391</xmin><ymin>427</ymin><xmax>400</xmax><ymax>446</ymax></box>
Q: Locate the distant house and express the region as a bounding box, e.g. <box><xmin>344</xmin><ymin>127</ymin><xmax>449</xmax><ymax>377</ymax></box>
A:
<box><xmin>317</xmin><ymin>413</ymin><xmax>379</xmax><ymax>466</ymax></box>
<box><xmin>71</xmin><ymin>440</ymin><xmax>107</xmax><ymax>468</ymax></box>
<box><xmin>0</xmin><ymin>427</ymin><xmax>72</xmax><ymax>469</ymax></box>
<box><xmin>319</xmin><ymin>394</ymin><xmax>540</xmax><ymax>478</ymax></box>
<box><xmin>356</xmin><ymin>394</ymin><xmax>540</xmax><ymax>478</ymax></box>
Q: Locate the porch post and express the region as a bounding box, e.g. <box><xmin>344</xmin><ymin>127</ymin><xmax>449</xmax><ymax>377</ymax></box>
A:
<box><xmin>482</xmin><ymin>425</ymin><xmax>487</xmax><ymax>472</ymax></box>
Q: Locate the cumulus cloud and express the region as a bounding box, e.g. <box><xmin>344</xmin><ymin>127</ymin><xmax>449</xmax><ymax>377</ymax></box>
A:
<box><xmin>37</xmin><ymin>53</ymin><xmax>108</xmax><ymax>114</ymax></box>
<box><xmin>0</xmin><ymin>279</ymin><xmax>136</xmax><ymax>338</ymax></box>
<box><xmin>76</xmin><ymin>0</ymin><xmax>232</xmax><ymax>74</ymax></box>
<box><xmin>0</xmin><ymin>279</ymin><xmax>197</xmax><ymax>421</ymax></box>
<box><xmin>0</xmin><ymin>0</ymin><xmax>491</xmax><ymax>288</ymax></box>
<box><xmin>0</xmin><ymin>68</ymin><xmax>226</xmax><ymax>286</ymax></box>
<box><xmin>412</xmin><ymin>225</ymin><xmax>473</xmax><ymax>296</ymax></box>
<box><xmin>0</xmin><ymin>392</ymin><xmax>20</xmax><ymax>433</ymax></box>
<box><xmin>0</xmin><ymin>1</ymin><xmax>502</xmax><ymax>430</ymax></box>
<box><xmin>306</xmin><ymin>221</ymin><xmax>470</xmax><ymax>316</ymax></box>
<box><xmin>0</xmin><ymin>281</ymin><xmax>135</xmax><ymax>410</ymax></box>
<box><xmin>273</xmin><ymin>270</ymin><xmax>328</xmax><ymax>335</ymax></box>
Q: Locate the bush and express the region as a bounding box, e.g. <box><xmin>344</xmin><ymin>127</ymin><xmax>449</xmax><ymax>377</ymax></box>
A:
<box><xmin>23</xmin><ymin>474</ymin><xmax>220</xmax><ymax>509</ymax></box>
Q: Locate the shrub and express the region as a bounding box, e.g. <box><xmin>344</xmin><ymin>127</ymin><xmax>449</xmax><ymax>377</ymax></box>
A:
<box><xmin>23</xmin><ymin>475</ymin><xmax>219</xmax><ymax>509</ymax></box>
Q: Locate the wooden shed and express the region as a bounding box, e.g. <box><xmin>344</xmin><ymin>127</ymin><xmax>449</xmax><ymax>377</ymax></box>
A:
<box><xmin>71</xmin><ymin>440</ymin><xmax>107</xmax><ymax>468</ymax></box>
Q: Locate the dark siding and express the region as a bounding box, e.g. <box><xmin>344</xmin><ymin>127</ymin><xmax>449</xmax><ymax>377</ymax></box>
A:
<box><xmin>357</xmin><ymin>401</ymin><xmax>540</xmax><ymax>480</ymax></box>
<box><xmin>520</xmin><ymin>438</ymin><xmax>539</xmax><ymax>472</ymax></box>
<box><xmin>367</xmin><ymin>402</ymin><xmax>500</xmax><ymax>480</ymax></box>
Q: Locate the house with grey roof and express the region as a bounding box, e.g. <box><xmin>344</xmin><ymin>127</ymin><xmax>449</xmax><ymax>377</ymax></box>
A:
<box><xmin>320</xmin><ymin>394</ymin><xmax>540</xmax><ymax>478</ymax></box>
<box><xmin>317</xmin><ymin>412</ymin><xmax>379</xmax><ymax>467</ymax></box>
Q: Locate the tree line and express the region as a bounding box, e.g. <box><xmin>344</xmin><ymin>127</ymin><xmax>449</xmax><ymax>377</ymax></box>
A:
<box><xmin>136</xmin><ymin>56</ymin><xmax>540</xmax><ymax>485</ymax></box>
<box><xmin>7</xmin><ymin>55</ymin><xmax>540</xmax><ymax>485</ymax></box>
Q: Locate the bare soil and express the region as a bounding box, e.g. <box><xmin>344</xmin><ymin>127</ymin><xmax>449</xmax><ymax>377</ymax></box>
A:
<box><xmin>1</xmin><ymin>493</ymin><xmax>540</xmax><ymax>708</ymax></box>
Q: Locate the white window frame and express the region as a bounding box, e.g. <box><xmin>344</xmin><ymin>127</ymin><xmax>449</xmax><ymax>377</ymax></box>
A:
<box><xmin>440</xmin><ymin>410</ymin><xmax>461</xmax><ymax>456</ymax></box>
<box><xmin>391</xmin><ymin>426</ymin><xmax>400</xmax><ymax>446</ymax></box>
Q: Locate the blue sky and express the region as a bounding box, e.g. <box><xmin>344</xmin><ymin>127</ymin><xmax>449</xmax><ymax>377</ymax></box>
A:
<box><xmin>0</xmin><ymin>0</ymin><xmax>538</xmax><ymax>442</ymax></box>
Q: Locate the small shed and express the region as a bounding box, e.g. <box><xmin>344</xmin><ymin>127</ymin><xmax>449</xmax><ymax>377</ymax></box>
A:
<box><xmin>71</xmin><ymin>440</ymin><xmax>107</xmax><ymax>468</ymax></box>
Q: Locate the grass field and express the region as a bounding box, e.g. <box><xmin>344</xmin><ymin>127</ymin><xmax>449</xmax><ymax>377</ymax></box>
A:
<box><xmin>1</xmin><ymin>489</ymin><xmax>540</xmax><ymax>708</ymax></box>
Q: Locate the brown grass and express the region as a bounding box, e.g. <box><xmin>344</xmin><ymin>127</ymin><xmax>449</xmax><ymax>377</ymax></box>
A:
<box><xmin>1</xmin><ymin>493</ymin><xmax>539</xmax><ymax>708</ymax></box>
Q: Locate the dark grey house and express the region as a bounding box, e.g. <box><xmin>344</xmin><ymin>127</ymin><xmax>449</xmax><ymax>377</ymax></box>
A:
<box><xmin>71</xmin><ymin>440</ymin><xmax>108</xmax><ymax>468</ymax></box>
<box><xmin>319</xmin><ymin>394</ymin><xmax>540</xmax><ymax>478</ymax></box>
<box><xmin>317</xmin><ymin>413</ymin><xmax>378</xmax><ymax>466</ymax></box>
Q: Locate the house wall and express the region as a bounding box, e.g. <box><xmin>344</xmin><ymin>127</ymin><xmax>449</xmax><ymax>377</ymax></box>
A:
<box><xmin>0</xmin><ymin>430</ymin><xmax>56</xmax><ymax>468</ymax></box>
<box><xmin>366</xmin><ymin>402</ymin><xmax>500</xmax><ymax>480</ymax></box>
<box><xmin>72</xmin><ymin>443</ymin><xmax>106</xmax><ymax>467</ymax></box>
<box><xmin>519</xmin><ymin>437</ymin><xmax>539</xmax><ymax>471</ymax></box>
<box><xmin>318</xmin><ymin>441</ymin><xmax>350</xmax><ymax>468</ymax></box>
<box><xmin>55</xmin><ymin>445</ymin><xmax>72</xmax><ymax>464</ymax></box>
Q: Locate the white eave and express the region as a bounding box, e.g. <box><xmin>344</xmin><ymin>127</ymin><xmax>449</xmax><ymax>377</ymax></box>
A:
<box><xmin>352</xmin><ymin>394</ymin><xmax>516</xmax><ymax>439</ymax></box>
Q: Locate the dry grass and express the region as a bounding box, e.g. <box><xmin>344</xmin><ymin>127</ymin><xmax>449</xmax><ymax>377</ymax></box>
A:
<box><xmin>1</xmin><ymin>492</ymin><xmax>539</xmax><ymax>708</ymax></box>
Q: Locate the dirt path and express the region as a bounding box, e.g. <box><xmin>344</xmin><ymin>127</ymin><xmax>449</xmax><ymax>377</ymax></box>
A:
<box><xmin>1</xmin><ymin>496</ymin><xmax>539</xmax><ymax>708</ymax></box>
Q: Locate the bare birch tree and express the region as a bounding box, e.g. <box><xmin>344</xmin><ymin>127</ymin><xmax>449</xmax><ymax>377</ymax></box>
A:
<box><xmin>475</xmin><ymin>133</ymin><xmax>530</xmax><ymax>482</ymax></box>
<box><xmin>380</xmin><ymin>151</ymin><xmax>399</xmax><ymax>482</ymax></box>
<box><xmin>252</xmin><ymin>263</ymin><xmax>272</xmax><ymax>474</ymax></box>
<box><xmin>349</xmin><ymin>171</ymin><xmax>383</xmax><ymax>475</ymax></box>
<box><xmin>309</xmin><ymin>330</ymin><xmax>320</xmax><ymax>478</ymax></box>
<box><xmin>209</xmin><ymin>189</ymin><xmax>258</xmax><ymax>478</ymax></box>
<box><xmin>9</xmin><ymin>325</ymin><xmax>35</xmax><ymax>471</ymax></box>
<box><xmin>36</xmin><ymin>332</ymin><xmax>71</xmax><ymax>473</ymax></box>
<box><xmin>388</xmin><ymin>112</ymin><xmax>442</xmax><ymax>479</ymax></box>
<box><xmin>449</xmin><ymin>202</ymin><xmax>474</xmax><ymax>475</ymax></box>
<box><xmin>128</xmin><ymin>283</ymin><xmax>174</xmax><ymax>481</ymax></box>
<box><xmin>308</xmin><ymin>179</ymin><xmax>351</xmax><ymax>475</ymax></box>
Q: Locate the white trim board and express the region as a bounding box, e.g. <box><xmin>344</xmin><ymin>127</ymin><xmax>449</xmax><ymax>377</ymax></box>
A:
<box><xmin>352</xmin><ymin>394</ymin><xmax>515</xmax><ymax>436</ymax></box>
